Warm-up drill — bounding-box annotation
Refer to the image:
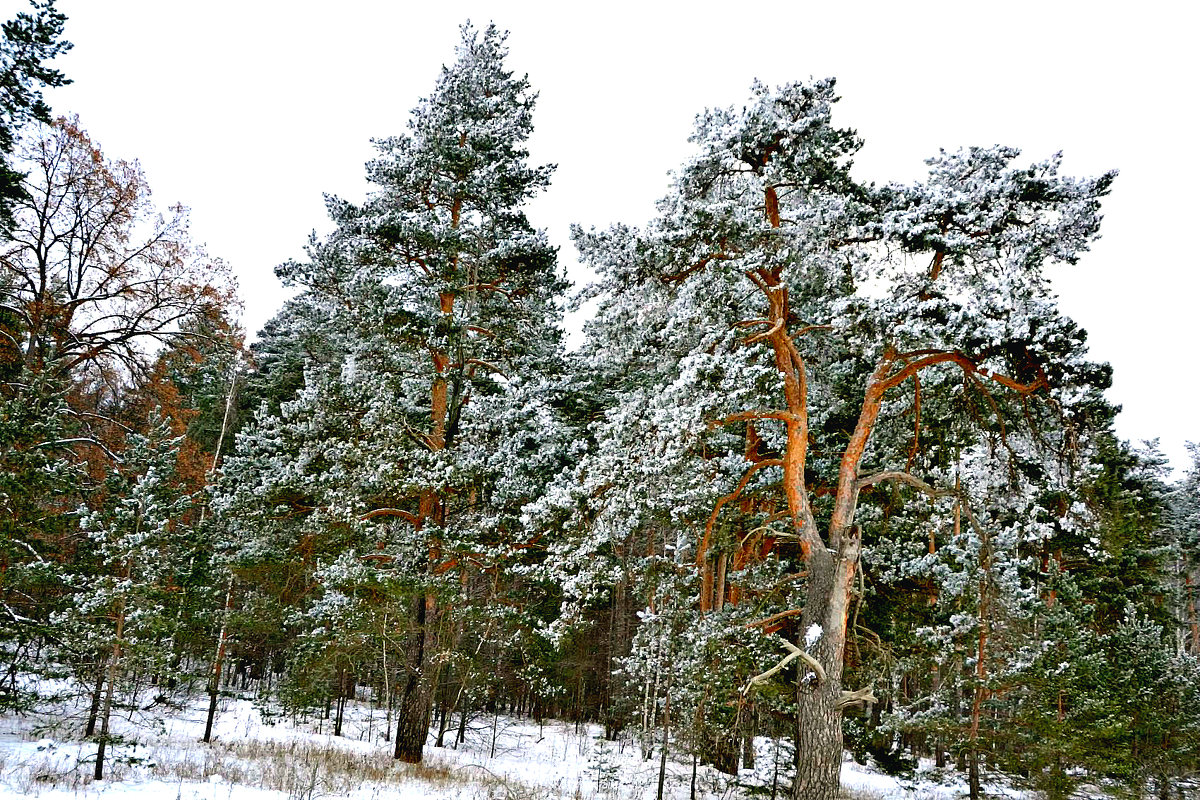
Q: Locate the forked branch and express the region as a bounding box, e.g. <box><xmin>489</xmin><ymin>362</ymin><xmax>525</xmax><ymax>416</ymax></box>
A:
<box><xmin>742</xmin><ymin>636</ymin><xmax>827</xmax><ymax>695</ymax></box>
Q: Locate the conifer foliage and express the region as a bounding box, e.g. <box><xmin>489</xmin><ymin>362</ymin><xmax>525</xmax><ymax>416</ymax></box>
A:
<box><xmin>217</xmin><ymin>22</ymin><xmax>567</xmax><ymax>765</ymax></box>
<box><xmin>560</xmin><ymin>78</ymin><xmax>1125</xmax><ymax>800</ymax></box>
<box><xmin>1</xmin><ymin>13</ymin><xmax>1198</xmax><ymax>800</ymax></box>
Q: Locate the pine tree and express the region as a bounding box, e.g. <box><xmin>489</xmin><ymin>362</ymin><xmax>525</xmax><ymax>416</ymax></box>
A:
<box><xmin>0</xmin><ymin>358</ymin><xmax>79</xmax><ymax>709</ymax></box>
<box><xmin>565</xmin><ymin>78</ymin><xmax>1115</xmax><ymax>800</ymax></box>
<box><xmin>0</xmin><ymin>0</ymin><xmax>70</xmax><ymax>222</ymax></box>
<box><xmin>67</xmin><ymin>413</ymin><xmax>192</xmax><ymax>779</ymax></box>
<box><xmin>221</xmin><ymin>21</ymin><xmax>567</xmax><ymax>764</ymax></box>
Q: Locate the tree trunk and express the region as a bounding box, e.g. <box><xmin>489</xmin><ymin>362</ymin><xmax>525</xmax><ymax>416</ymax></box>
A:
<box><xmin>656</xmin><ymin>674</ymin><xmax>671</xmax><ymax>800</ymax></box>
<box><xmin>435</xmin><ymin>692</ymin><xmax>450</xmax><ymax>747</ymax></box>
<box><xmin>333</xmin><ymin>669</ymin><xmax>346</xmax><ymax>737</ymax></box>
<box><xmin>792</xmin><ymin>533</ymin><xmax>859</xmax><ymax>800</ymax></box>
<box><xmin>94</xmin><ymin>584</ymin><xmax>126</xmax><ymax>781</ymax></box>
<box><xmin>1185</xmin><ymin>570</ymin><xmax>1199</xmax><ymax>656</ymax></box>
<box><xmin>793</xmin><ymin>679</ymin><xmax>841</xmax><ymax>800</ymax></box>
<box><xmin>84</xmin><ymin>658</ymin><xmax>106</xmax><ymax>737</ymax></box>
<box><xmin>456</xmin><ymin>700</ymin><xmax>468</xmax><ymax>747</ymax></box>
<box><xmin>393</xmin><ymin>591</ymin><xmax>434</xmax><ymax>762</ymax></box>
<box><xmin>203</xmin><ymin>574</ymin><xmax>235</xmax><ymax>743</ymax></box>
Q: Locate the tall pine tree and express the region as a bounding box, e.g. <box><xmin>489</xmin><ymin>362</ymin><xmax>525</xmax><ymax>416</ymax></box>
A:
<box><xmin>222</xmin><ymin>22</ymin><xmax>566</xmax><ymax>764</ymax></box>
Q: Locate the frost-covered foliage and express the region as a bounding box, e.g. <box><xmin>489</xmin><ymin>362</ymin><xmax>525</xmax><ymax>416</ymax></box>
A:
<box><xmin>50</xmin><ymin>411</ymin><xmax>195</xmax><ymax>775</ymax></box>
<box><xmin>66</xmin><ymin>414</ymin><xmax>193</xmax><ymax>666</ymax></box>
<box><xmin>4</xmin><ymin>23</ymin><xmax>1196</xmax><ymax>799</ymax></box>
<box><xmin>0</xmin><ymin>359</ymin><xmax>81</xmax><ymax>709</ymax></box>
<box><xmin>540</xmin><ymin>76</ymin><xmax>1150</xmax><ymax>796</ymax></box>
<box><xmin>212</xmin><ymin>23</ymin><xmax>573</xmax><ymax>757</ymax></box>
<box><xmin>1172</xmin><ymin>443</ymin><xmax>1200</xmax><ymax>564</ymax></box>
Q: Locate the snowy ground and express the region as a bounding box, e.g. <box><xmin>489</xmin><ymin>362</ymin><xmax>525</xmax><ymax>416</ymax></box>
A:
<box><xmin>0</xmin><ymin>683</ymin><xmax>1012</xmax><ymax>800</ymax></box>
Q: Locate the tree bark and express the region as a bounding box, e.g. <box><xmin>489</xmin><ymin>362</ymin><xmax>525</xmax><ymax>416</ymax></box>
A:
<box><xmin>793</xmin><ymin>678</ymin><xmax>841</xmax><ymax>800</ymax></box>
<box><xmin>791</xmin><ymin>539</ymin><xmax>858</xmax><ymax>800</ymax></box>
<box><xmin>393</xmin><ymin>591</ymin><xmax>435</xmax><ymax>761</ymax></box>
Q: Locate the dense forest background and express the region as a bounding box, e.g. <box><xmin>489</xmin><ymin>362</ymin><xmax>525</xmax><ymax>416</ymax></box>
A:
<box><xmin>1</xmin><ymin>6</ymin><xmax>1197</xmax><ymax>800</ymax></box>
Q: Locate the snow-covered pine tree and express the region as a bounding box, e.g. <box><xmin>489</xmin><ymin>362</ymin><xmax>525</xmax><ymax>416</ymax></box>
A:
<box><xmin>241</xmin><ymin>294</ymin><xmax>350</xmax><ymax>417</ymax></box>
<box><xmin>567</xmin><ymin>78</ymin><xmax>1115</xmax><ymax>800</ymax></box>
<box><xmin>0</xmin><ymin>357</ymin><xmax>80</xmax><ymax>710</ymax></box>
<box><xmin>67</xmin><ymin>412</ymin><xmax>192</xmax><ymax>780</ymax></box>
<box><xmin>225</xmin><ymin>21</ymin><xmax>567</xmax><ymax>764</ymax></box>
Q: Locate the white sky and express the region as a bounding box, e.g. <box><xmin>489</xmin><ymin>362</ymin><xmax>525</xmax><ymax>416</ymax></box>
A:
<box><xmin>22</xmin><ymin>0</ymin><xmax>1198</xmax><ymax>471</ymax></box>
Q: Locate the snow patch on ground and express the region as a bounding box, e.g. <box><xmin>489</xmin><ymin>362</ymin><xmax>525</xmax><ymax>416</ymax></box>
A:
<box><xmin>0</xmin><ymin>686</ymin><xmax>1021</xmax><ymax>799</ymax></box>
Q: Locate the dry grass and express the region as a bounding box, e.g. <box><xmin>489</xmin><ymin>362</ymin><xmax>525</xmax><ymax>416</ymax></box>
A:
<box><xmin>840</xmin><ymin>787</ymin><xmax>890</xmax><ymax>800</ymax></box>
<box><xmin>0</xmin><ymin>736</ymin><xmax>554</xmax><ymax>799</ymax></box>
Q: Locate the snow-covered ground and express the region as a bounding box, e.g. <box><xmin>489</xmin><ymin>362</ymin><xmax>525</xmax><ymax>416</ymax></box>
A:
<box><xmin>0</xmin><ymin>684</ymin><xmax>1012</xmax><ymax>799</ymax></box>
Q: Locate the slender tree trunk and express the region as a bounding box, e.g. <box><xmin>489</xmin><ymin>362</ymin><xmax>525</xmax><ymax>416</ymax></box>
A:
<box><xmin>94</xmin><ymin>647</ymin><xmax>119</xmax><ymax>781</ymax></box>
<box><xmin>381</xmin><ymin>615</ymin><xmax>392</xmax><ymax>742</ymax></box>
<box><xmin>656</xmin><ymin>672</ymin><xmax>671</xmax><ymax>800</ymax></box>
<box><xmin>436</xmin><ymin>691</ymin><xmax>450</xmax><ymax>747</ymax></box>
<box><xmin>95</xmin><ymin>565</ymin><xmax>128</xmax><ymax>781</ymax></box>
<box><xmin>200</xmin><ymin>362</ymin><xmax>239</xmax><ymax>743</ymax></box>
<box><xmin>770</xmin><ymin>735</ymin><xmax>782</xmax><ymax>800</ymax></box>
<box><xmin>714</xmin><ymin>553</ymin><xmax>727</xmax><ymax>611</ymax></box>
<box><xmin>456</xmin><ymin>699</ymin><xmax>468</xmax><ymax>747</ymax></box>
<box><xmin>967</xmin><ymin>508</ymin><xmax>992</xmax><ymax>800</ymax></box>
<box><xmin>85</xmin><ymin>657</ymin><xmax>106</xmax><ymax>737</ymax></box>
<box><xmin>333</xmin><ymin>668</ymin><xmax>346</xmax><ymax>737</ymax></box>
<box><xmin>490</xmin><ymin>698</ymin><xmax>499</xmax><ymax>759</ymax></box>
<box><xmin>203</xmin><ymin>574</ymin><xmax>234</xmax><ymax>743</ymax></box>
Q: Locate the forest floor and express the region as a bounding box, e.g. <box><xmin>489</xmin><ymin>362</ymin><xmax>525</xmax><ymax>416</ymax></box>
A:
<box><xmin>0</xmin><ymin>682</ymin><xmax>1019</xmax><ymax>800</ymax></box>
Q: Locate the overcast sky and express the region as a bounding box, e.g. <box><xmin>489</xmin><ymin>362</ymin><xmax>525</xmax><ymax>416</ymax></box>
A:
<box><xmin>23</xmin><ymin>0</ymin><xmax>1198</xmax><ymax>471</ymax></box>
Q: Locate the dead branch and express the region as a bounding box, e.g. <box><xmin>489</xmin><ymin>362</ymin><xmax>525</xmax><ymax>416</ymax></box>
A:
<box><xmin>856</xmin><ymin>471</ymin><xmax>951</xmax><ymax>497</ymax></box>
<box><xmin>742</xmin><ymin>636</ymin><xmax>826</xmax><ymax>695</ymax></box>
<box><xmin>837</xmin><ymin>687</ymin><xmax>877</xmax><ymax>711</ymax></box>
